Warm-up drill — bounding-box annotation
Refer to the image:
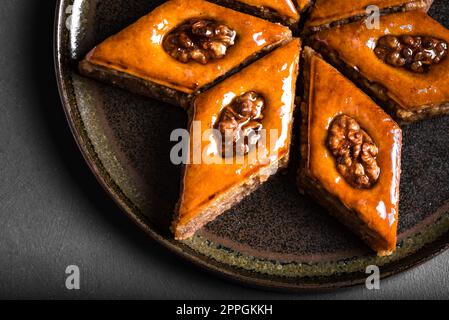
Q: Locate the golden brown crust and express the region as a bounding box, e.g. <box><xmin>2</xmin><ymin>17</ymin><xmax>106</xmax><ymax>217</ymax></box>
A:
<box><xmin>305</xmin><ymin>0</ymin><xmax>433</xmax><ymax>33</ymax></box>
<box><xmin>174</xmin><ymin>40</ymin><xmax>301</xmax><ymax>240</ymax></box>
<box><xmin>310</xmin><ymin>41</ymin><xmax>449</xmax><ymax>122</ymax></box>
<box><xmin>236</xmin><ymin>0</ymin><xmax>300</xmax><ymax>19</ymax></box>
<box><xmin>82</xmin><ymin>0</ymin><xmax>292</xmax><ymax>96</ymax></box>
<box><xmin>174</xmin><ymin>156</ymin><xmax>289</xmax><ymax>240</ymax></box>
<box><xmin>298</xmin><ymin>47</ymin><xmax>402</xmax><ymax>255</ymax></box>
<box><xmin>295</xmin><ymin>0</ymin><xmax>314</xmax><ymax>11</ymax></box>
<box><xmin>208</xmin><ymin>0</ymin><xmax>300</xmax><ymax>26</ymax></box>
<box><xmin>311</xmin><ymin>11</ymin><xmax>449</xmax><ymax>121</ymax></box>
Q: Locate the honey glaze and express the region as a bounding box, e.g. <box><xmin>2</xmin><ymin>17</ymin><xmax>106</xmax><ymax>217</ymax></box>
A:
<box><xmin>296</xmin><ymin>0</ymin><xmax>313</xmax><ymax>11</ymax></box>
<box><xmin>313</xmin><ymin>11</ymin><xmax>449</xmax><ymax>110</ymax></box>
<box><xmin>307</xmin><ymin>54</ymin><xmax>402</xmax><ymax>249</ymax></box>
<box><xmin>85</xmin><ymin>0</ymin><xmax>291</xmax><ymax>94</ymax></box>
<box><xmin>238</xmin><ymin>0</ymin><xmax>300</xmax><ymax>20</ymax></box>
<box><xmin>306</xmin><ymin>0</ymin><xmax>431</xmax><ymax>28</ymax></box>
<box><xmin>177</xmin><ymin>40</ymin><xmax>301</xmax><ymax>226</ymax></box>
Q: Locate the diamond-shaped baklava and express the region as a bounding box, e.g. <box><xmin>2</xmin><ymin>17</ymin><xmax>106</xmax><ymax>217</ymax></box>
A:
<box><xmin>298</xmin><ymin>47</ymin><xmax>402</xmax><ymax>256</ymax></box>
<box><xmin>79</xmin><ymin>0</ymin><xmax>292</xmax><ymax>108</ymax></box>
<box><xmin>311</xmin><ymin>11</ymin><xmax>449</xmax><ymax>122</ymax></box>
<box><xmin>305</xmin><ymin>0</ymin><xmax>433</xmax><ymax>33</ymax></box>
<box><xmin>173</xmin><ymin>39</ymin><xmax>301</xmax><ymax>240</ymax></box>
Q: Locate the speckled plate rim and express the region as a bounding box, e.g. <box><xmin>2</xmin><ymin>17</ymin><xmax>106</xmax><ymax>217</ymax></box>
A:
<box><xmin>54</xmin><ymin>0</ymin><xmax>449</xmax><ymax>292</ymax></box>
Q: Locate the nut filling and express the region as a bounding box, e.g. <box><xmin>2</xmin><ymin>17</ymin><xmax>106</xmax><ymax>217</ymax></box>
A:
<box><xmin>374</xmin><ymin>35</ymin><xmax>448</xmax><ymax>73</ymax></box>
<box><xmin>327</xmin><ymin>115</ymin><xmax>380</xmax><ymax>189</ymax></box>
<box><xmin>163</xmin><ymin>19</ymin><xmax>237</xmax><ymax>64</ymax></box>
<box><xmin>215</xmin><ymin>91</ymin><xmax>265</xmax><ymax>158</ymax></box>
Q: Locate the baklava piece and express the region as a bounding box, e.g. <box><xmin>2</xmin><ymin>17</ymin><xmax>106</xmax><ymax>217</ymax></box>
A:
<box><xmin>311</xmin><ymin>11</ymin><xmax>449</xmax><ymax>122</ymax></box>
<box><xmin>305</xmin><ymin>0</ymin><xmax>433</xmax><ymax>33</ymax></box>
<box><xmin>173</xmin><ymin>39</ymin><xmax>301</xmax><ymax>240</ymax></box>
<box><xmin>79</xmin><ymin>0</ymin><xmax>292</xmax><ymax>109</ymax></box>
<box><xmin>298</xmin><ymin>47</ymin><xmax>402</xmax><ymax>256</ymax></box>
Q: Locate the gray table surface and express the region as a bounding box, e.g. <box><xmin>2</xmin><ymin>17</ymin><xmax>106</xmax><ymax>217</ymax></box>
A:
<box><xmin>0</xmin><ymin>0</ymin><xmax>448</xmax><ymax>300</ymax></box>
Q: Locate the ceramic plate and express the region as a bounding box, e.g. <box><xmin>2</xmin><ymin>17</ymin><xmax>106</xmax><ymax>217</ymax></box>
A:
<box><xmin>54</xmin><ymin>0</ymin><xmax>449</xmax><ymax>291</ymax></box>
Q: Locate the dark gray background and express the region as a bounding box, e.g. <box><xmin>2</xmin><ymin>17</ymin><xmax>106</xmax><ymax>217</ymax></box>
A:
<box><xmin>0</xmin><ymin>0</ymin><xmax>448</xmax><ymax>299</ymax></box>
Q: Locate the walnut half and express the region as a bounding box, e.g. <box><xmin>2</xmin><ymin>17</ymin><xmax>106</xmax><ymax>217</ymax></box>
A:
<box><xmin>327</xmin><ymin>115</ymin><xmax>380</xmax><ymax>189</ymax></box>
<box><xmin>163</xmin><ymin>19</ymin><xmax>237</xmax><ymax>65</ymax></box>
<box><xmin>215</xmin><ymin>91</ymin><xmax>265</xmax><ymax>158</ymax></box>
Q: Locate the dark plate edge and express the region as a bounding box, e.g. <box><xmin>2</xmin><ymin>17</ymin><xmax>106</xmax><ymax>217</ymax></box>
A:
<box><xmin>53</xmin><ymin>0</ymin><xmax>449</xmax><ymax>293</ymax></box>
